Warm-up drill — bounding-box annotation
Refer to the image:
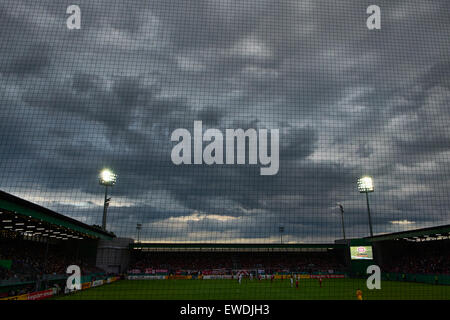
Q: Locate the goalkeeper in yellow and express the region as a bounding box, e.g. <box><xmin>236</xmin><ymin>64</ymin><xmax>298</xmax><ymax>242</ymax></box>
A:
<box><xmin>356</xmin><ymin>288</ymin><xmax>363</xmax><ymax>300</ymax></box>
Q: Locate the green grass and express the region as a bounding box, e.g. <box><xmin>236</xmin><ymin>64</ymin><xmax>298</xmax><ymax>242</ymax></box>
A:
<box><xmin>52</xmin><ymin>279</ymin><xmax>450</xmax><ymax>300</ymax></box>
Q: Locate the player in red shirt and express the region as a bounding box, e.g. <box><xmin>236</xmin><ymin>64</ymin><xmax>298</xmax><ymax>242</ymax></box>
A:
<box><xmin>319</xmin><ymin>277</ymin><xmax>323</xmax><ymax>287</ymax></box>
<box><xmin>295</xmin><ymin>278</ymin><xmax>299</xmax><ymax>289</ymax></box>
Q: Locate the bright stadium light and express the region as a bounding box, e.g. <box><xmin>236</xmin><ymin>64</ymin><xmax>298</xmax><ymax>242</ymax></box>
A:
<box><xmin>99</xmin><ymin>168</ymin><xmax>117</xmax><ymax>230</ymax></box>
<box><xmin>99</xmin><ymin>169</ymin><xmax>117</xmax><ymax>186</ymax></box>
<box><xmin>357</xmin><ymin>176</ymin><xmax>375</xmax><ymax>237</ymax></box>
<box><xmin>357</xmin><ymin>176</ymin><xmax>374</xmax><ymax>193</ymax></box>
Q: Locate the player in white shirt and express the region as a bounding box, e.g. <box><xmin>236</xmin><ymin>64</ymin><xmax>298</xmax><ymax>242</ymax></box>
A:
<box><xmin>238</xmin><ymin>273</ymin><xmax>243</xmax><ymax>284</ymax></box>
<box><xmin>290</xmin><ymin>275</ymin><xmax>294</xmax><ymax>287</ymax></box>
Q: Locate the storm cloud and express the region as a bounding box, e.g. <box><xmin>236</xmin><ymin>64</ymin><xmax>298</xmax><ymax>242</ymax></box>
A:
<box><xmin>0</xmin><ymin>1</ymin><xmax>449</xmax><ymax>243</ymax></box>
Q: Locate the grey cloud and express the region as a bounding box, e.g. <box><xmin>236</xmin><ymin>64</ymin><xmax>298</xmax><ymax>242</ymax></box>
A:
<box><xmin>0</xmin><ymin>1</ymin><xmax>449</xmax><ymax>242</ymax></box>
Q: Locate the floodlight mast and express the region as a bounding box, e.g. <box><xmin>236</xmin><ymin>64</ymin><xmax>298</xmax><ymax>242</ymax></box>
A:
<box><xmin>136</xmin><ymin>223</ymin><xmax>142</xmax><ymax>243</ymax></box>
<box><xmin>358</xmin><ymin>176</ymin><xmax>374</xmax><ymax>237</ymax></box>
<box><xmin>99</xmin><ymin>169</ymin><xmax>117</xmax><ymax>231</ymax></box>
<box><xmin>337</xmin><ymin>203</ymin><xmax>346</xmax><ymax>240</ymax></box>
<box><xmin>279</xmin><ymin>226</ymin><xmax>284</xmax><ymax>244</ymax></box>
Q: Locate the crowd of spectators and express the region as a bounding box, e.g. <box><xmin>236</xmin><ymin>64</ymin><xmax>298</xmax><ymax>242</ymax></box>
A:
<box><xmin>0</xmin><ymin>240</ymin><xmax>104</xmax><ymax>283</ymax></box>
<box><xmin>381</xmin><ymin>246</ymin><xmax>450</xmax><ymax>275</ymax></box>
<box><xmin>237</xmin><ymin>253</ymin><xmax>345</xmax><ymax>273</ymax></box>
<box><xmin>129</xmin><ymin>252</ymin><xmax>346</xmax><ymax>274</ymax></box>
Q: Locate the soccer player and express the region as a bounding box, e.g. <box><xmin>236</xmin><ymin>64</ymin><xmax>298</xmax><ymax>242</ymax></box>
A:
<box><xmin>238</xmin><ymin>273</ymin><xmax>243</xmax><ymax>285</ymax></box>
<box><xmin>356</xmin><ymin>288</ymin><xmax>363</xmax><ymax>300</ymax></box>
<box><xmin>295</xmin><ymin>278</ymin><xmax>299</xmax><ymax>289</ymax></box>
<box><xmin>290</xmin><ymin>276</ymin><xmax>294</xmax><ymax>288</ymax></box>
<box><xmin>318</xmin><ymin>277</ymin><xmax>323</xmax><ymax>288</ymax></box>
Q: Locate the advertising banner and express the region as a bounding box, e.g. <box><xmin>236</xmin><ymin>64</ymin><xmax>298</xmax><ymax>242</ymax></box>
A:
<box><xmin>202</xmin><ymin>275</ymin><xmax>233</xmax><ymax>280</ymax></box>
<box><xmin>310</xmin><ymin>274</ymin><xmax>345</xmax><ymax>279</ymax></box>
<box><xmin>0</xmin><ymin>294</ymin><xmax>28</xmax><ymax>300</ymax></box>
<box><xmin>81</xmin><ymin>282</ymin><xmax>91</xmax><ymax>290</ymax></box>
<box><xmin>128</xmin><ymin>269</ymin><xmax>141</xmax><ymax>274</ymax></box>
<box><xmin>167</xmin><ymin>275</ymin><xmax>192</xmax><ymax>280</ymax></box>
<box><xmin>128</xmin><ymin>275</ymin><xmax>165</xmax><ymax>280</ymax></box>
<box><xmin>155</xmin><ymin>269</ymin><xmax>168</xmax><ymax>274</ymax></box>
<box><xmin>91</xmin><ymin>280</ymin><xmax>104</xmax><ymax>287</ymax></box>
<box><xmin>27</xmin><ymin>289</ymin><xmax>54</xmax><ymax>300</ymax></box>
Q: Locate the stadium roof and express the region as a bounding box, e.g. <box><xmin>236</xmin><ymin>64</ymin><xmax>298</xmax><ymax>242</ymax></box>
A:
<box><xmin>365</xmin><ymin>224</ymin><xmax>450</xmax><ymax>242</ymax></box>
<box><xmin>0</xmin><ymin>190</ymin><xmax>114</xmax><ymax>240</ymax></box>
<box><xmin>131</xmin><ymin>243</ymin><xmax>347</xmax><ymax>252</ymax></box>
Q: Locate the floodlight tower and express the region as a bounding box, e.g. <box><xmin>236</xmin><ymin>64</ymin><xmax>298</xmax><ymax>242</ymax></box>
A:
<box><xmin>279</xmin><ymin>226</ymin><xmax>284</xmax><ymax>244</ymax></box>
<box><xmin>357</xmin><ymin>176</ymin><xmax>374</xmax><ymax>237</ymax></box>
<box><xmin>337</xmin><ymin>203</ymin><xmax>346</xmax><ymax>240</ymax></box>
<box><xmin>99</xmin><ymin>168</ymin><xmax>117</xmax><ymax>231</ymax></box>
<box><xmin>136</xmin><ymin>223</ymin><xmax>142</xmax><ymax>243</ymax></box>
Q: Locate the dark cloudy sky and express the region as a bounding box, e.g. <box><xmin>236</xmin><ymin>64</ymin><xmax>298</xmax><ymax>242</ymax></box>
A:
<box><xmin>0</xmin><ymin>1</ymin><xmax>449</xmax><ymax>243</ymax></box>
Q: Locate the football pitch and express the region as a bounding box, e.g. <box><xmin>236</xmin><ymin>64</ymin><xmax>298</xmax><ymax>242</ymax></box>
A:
<box><xmin>53</xmin><ymin>279</ymin><xmax>450</xmax><ymax>300</ymax></box>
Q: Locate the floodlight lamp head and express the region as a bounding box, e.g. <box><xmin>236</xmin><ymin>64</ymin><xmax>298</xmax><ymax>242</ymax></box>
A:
<box><xmin>357</xmin><ymin>176</ymin><xmax>374</xmax><ymax>193</ymax></box>
<box><xmin>99</xmin><ymin>169</ymin><xmax>117</xmax><ymax>186</ymax></box>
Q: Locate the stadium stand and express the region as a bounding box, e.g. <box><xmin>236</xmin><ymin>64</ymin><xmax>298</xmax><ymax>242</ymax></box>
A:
<box><xmin>0</xmin><ymin>238</ymin><xmax>104</xmax><ymax>281</ymax></box>
<box><xmin>128</xmin><ymin>244</ymin><xmax>348</xmax><ymax>276</ymax></box>
<box><xmin>360</xmin><ymin>225</ymin><xmax>450</xmax><ymax>284</ymax></box>
<box><xmin>372</xmin><ymin>231</ymin><xmax>450</xmax><ymax>276</ymax></box>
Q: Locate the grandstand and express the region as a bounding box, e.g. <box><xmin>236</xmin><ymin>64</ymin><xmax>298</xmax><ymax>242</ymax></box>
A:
<box><xmin>129</xmin><ymin>243</ymin><xmax>348</xmax><ymax>276</ymax></box>
<box><xmin>1</xmin><ymin>190</ymin><xmax>449</xmax><ymax>300</ymax></box>
<box><xmin>0</xmin><ymin>190</ymin><xmax>124</xmax><ymax>299</ymax></box>
<box><xmin>0</xmin><ymin>190</ymin><xmax>114</xmax><ymax>240</ymax></box>
<box><xmin>364</xmin><ymin>224</ymin><xmax>450</xmax><ymax>284</ymax></box>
